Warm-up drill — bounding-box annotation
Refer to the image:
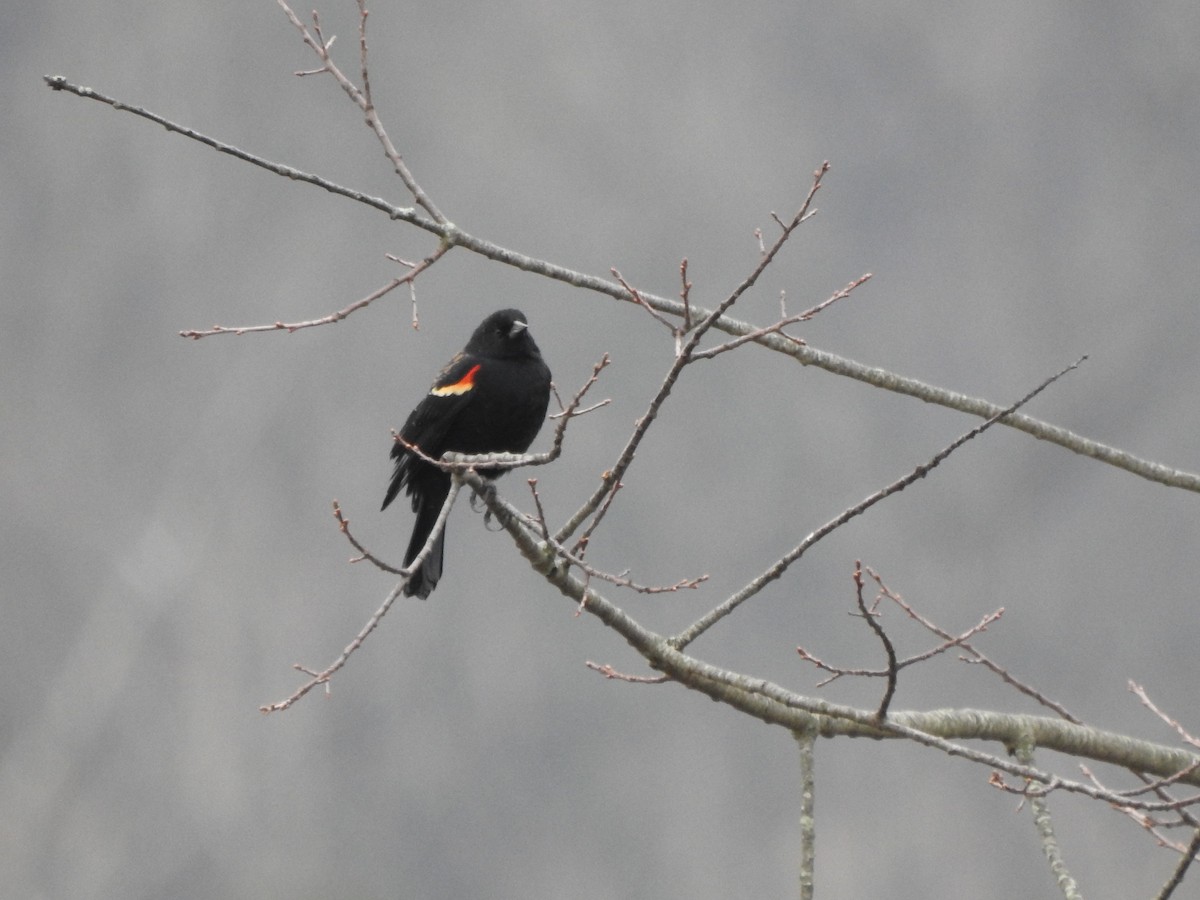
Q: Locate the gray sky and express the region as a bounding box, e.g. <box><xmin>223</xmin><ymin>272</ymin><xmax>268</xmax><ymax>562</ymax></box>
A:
<box><xmin>7</xmin><ymin>1</ymin><xmax>1200</xmax><ymax>897</ymax></box>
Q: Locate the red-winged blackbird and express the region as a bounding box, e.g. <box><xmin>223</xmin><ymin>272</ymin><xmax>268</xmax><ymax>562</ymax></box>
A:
<box><xmin>382</xmin><ymin>309</ymin><xmax>552</xmax><ymax>599</ymax></box>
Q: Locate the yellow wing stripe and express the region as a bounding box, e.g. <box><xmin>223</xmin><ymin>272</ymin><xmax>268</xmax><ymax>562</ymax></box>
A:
<box><xmin>431</xmin><ymin>363</ymin><xmax>481</xmax><ymax>397</ymax></box>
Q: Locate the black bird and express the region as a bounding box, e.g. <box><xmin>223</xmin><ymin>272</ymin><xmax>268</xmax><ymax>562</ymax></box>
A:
<box><xmin>382</xmin><ymin>309</ymin><xmax>552</xmax><ymax>598</ymax></box>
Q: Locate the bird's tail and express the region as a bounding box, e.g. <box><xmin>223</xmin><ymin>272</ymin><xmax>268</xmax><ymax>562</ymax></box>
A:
<box><xmin>403</xmin><ymin>483</ymin><xmax>448</xmax><ymax>599</ymax></box>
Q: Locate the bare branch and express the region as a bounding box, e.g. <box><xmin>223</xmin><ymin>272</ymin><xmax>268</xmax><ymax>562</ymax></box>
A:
<box><xmin>261</xmin><ymin>482</ymin><xmax>461</xmax><ymax>713</ymax></box>
<box><xmin>867</xmin><ymin>568</ymin><xmax>1080</xmax><ymax>722</ymax></box>
<box><xmin>1084</xmin><ymin>761</ymin><xmax>1200</xmax><ymax>801</ymax></box>
<box><xmin>332</xmin><ymin>500</ymin><xmax>403</xmax><ymax>574</ymax></box>
<box><xmin>613</xmin><ymin>268</ymin><xmax>678</xmax><ymax>338</ymax></box>
<box><xmin>796</xmin><ymin>595</ymin><xmax>1002</xmax><ymax>687</ymax></box>
<box><xmin>795</xmin><ymin>729</ymin><xmax>816</xmax><ymax>900</ymax></box>
<box><xmin>585</xmin><ymin>662</ymin><xmax>669</xmax><ymax>684</ymax></box>
<box><xmin>547</xmin><ymin>355</ymin><xmax>612</xmax><ymax>443</ymax></box>
<box><xmin>673</xmin><ymin>357</ymin><xmax>1088</xmax><ymax>649</ymax></box>
<box><xmin>689</xmin><ymin>273</ymin><xmax>871</xmax><ymax>361</ymax></box>
<box><xmin>179</xmin><ymin>261</ymin><xmax>433</xmax><ymax>339</ymax></box>
<box><xmin>852</xmin><ymin>562</ymin><xmax>897</xmax><ymax>720</ymax></box>
<box><xmin>44</xmin><ymin>75</ymin><xmax>434</xmax><ymax>226</ymax></box>
<box><xmin>275</xmin><ymin>0</ymin><xmax>445</xmax><ymax>223</ymax></box>
<box><xmin>526</xmin><ymin>479</ymin><xmax>550</xmax><ymax>541</ymax></box>
<box><xmin>557</xmin><ymin>169</ymin><xmax>835</xmax><ymax>545</ymax></box>
<box><xmin>568</xmin><ymin>478</ymin><xmax>623</xmax><ymax>558</ymax></box>
<box><xmin>44</xmin><ymin>74</ymin><xmax>1200</xmax><ymax>492</ymax></box>
<box><xmin>678</xmin><ymin>258</ymin><xmax>693</xmax><ymax>331</ymax></box>
<box><xmin>1156</xmin><ymin>829</ymin><xmax>1200</xmax><ymax>900</ymax></box>
<box><xmin>546</xmin><ymin>530</ymin><xmax>708</xmax><ymax>594</ymax></box>
<box><xmin>259</xmin><ymin>575</ymin><xmax>402</xmax><ymax>714</ymax></box>
<box><xmin>468</xmin><ymin>468</ymin><xmax>1200</xmax><ymax>805</ymax></box>
<box><xmin>355</xmin><ymin>0</ymin><xmax>372</xmax><ymax>109</ymax></box>
<box><xmin>1013</xmin><ymin>740</ymin><xmax>1084</xmax><ymax>900</ymax></box>
<box><xmin>1132</xmin><ymin>682</ymin><xmax>1200</xmax><ymax>749</ymax></box>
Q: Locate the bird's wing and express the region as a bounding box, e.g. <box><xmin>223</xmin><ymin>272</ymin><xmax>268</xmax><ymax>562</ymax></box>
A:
<box><xmin>397</xmin><ymin>352</ymin><xmax>483</xmax><ymax>452</ymax></box>
<box><xmin>381</xmin><ymin>352</ymin><xmax>483</xmax><ymax>513</ymax></box>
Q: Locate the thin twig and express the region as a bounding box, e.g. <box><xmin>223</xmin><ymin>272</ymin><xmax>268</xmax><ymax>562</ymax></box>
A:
<box><xmin>275</xmin><ymin>0</ymin><xmax>446</xmax><ymax>223</ymax></box>
<box><xmin>261</xmin><ymin>481</ymin><xmax>462</xmax><ymax>712</ymax></box>
<box><xmin>679</xmin><ymin>258</ymin><xmax>693</xmax><ymax>331</ymax></box>
<box><xmin>548</xmin><ymin>529</ymin><xmax>708</xmax><ymax>594</ymax></box>
<box><xmin>1156</xmin><ymin>828</ymin><xmax>1200</xmax><ymax>900</ymax></box>
<box><xmin>259</xmin><ymin>574</ymin><xmax>407</xmax><ymax>713</ymax></box>
<box><xmin>1083</xmin><ymin>762</ymin><xmax>1200</xmax><ymax>801</ymax></box>
<box><xmin>690</xmin><ymin>273</ymin><xmax>871</xmax><ymax>361</ymax></box>
<box><xmin>557</xmin><ymin>165</ymin><xmax>834</xmax><ymax>546</ymax></box>
<box><xmin>797</xmin><ymin>607</ymin><xmax>1002</xmax><ymax>685</ymax></box>
<box><xmin>527</xmin><ymin>479</ymin><xmax>550</xmax><ymax>541</ymax></box>
<box><xmin>1131</xmin><ymin>682</ymin><xmax>1200</xmax><ymax>748</ymax></box>
<box><xmin>180</xmin><ymin>270</ymin><xmax>409</xmax><ymax>339</ymax></box>
<box><xmin>867</xmin><ymin>568</ymin><xmax>1080</xmax><ymax>722</ymax></box>
<box><xmin>853</xmin><ymin>562</ymin><xmax>897</xmax><ymax>720</ymax></box>
<box><xmin>672</xmin><ymin>356</ymin><xmax>1088</xmax><ymax>649</ymax></box>
<box><xmin>44</xmin><ymin>75</ymin><xmax>432</xmax><ymax>229</ymax></box>
<box><xmin>585</xmin><ymin>662</ymin><xmax>670</xmax><ymax>683</ymax></box>
<box><xmin>613</xmin><ymin>268</ymin><xmax>678</xmax><ymax>336</ymax></box>
<box><xmin>332</xmin><ymin>500</ymin><xmax>403</xmax><ymax>574</ymax></box>
<box><xmin>356</xmin><ymin>0</ymin><xmax>372</xmax><ymax>110</ymax></box>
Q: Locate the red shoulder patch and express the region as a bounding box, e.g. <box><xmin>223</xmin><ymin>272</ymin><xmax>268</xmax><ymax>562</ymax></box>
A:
<box><xmin>431</xmin><ymin>363</ymin><xmax>481</xmax><ymax>397</ymax></box>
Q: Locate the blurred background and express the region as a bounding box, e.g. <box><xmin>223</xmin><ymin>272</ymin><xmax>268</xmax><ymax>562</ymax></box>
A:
<box><xmin>6</xmin><ymin>1</ymin><xmax>1200</xmax><ymax>896</ymax></box>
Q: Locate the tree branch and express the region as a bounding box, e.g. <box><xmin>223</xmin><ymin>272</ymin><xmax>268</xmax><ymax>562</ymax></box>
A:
<box><xmin>1014</xmin><ymin>737</ymin><xmax>1084</xmax><ymax>899</ymax></box>
<box><xmin>44</xmin><ymin>74</ymin><xmax>1200</xmax><ymax>495</ymax></box>
<box><xmin>672</xmin><ymin>357</ymin><xmax>1085</xmax><ymax>649</ymax></box>
<box><xmin>464</xmin><ymin>469</ymin><xmax>1200</xmax><ymax>802</ymax></box>
<box><xmin>795</xmin><ymin>728</ymin><xmax>816</xmax><ymax>900</ymax></box>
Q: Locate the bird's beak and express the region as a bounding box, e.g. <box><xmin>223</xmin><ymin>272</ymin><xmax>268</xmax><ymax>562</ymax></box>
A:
<box><xmin>508</xmin><ymin>320</ymin><xmax>529</xmax><ymax>338</ymax></box>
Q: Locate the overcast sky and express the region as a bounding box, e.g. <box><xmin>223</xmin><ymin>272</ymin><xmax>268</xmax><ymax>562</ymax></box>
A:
<box><xmin>7</xmin><ymin>1</ymin><xmax>1200</xmax><ymax>897</ymax></box>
